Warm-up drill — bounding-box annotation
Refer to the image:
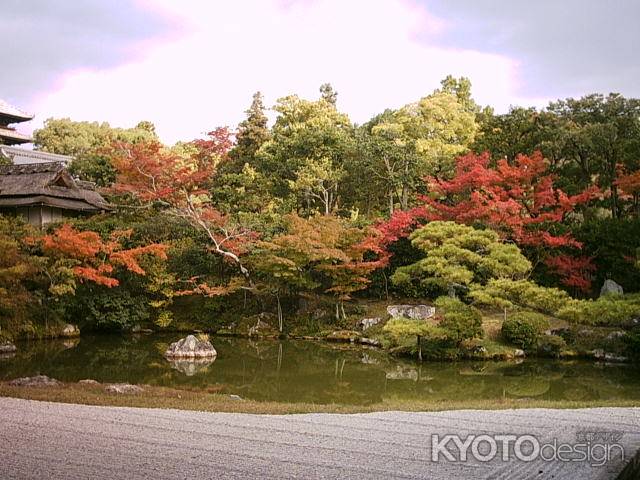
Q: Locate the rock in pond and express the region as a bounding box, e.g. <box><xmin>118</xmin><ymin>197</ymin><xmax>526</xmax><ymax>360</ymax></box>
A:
<box><xmin>0</xmin><ymin>341</ymin><xmax>17</xmax><ymax>354</ymax></box>
<box><xmin>387</xmin><ymin>305</ymin><xmax>435</xmax><ymax>320</ymax></box>
<box><xmin>105</xmin><ymin>383</ymin><xmax>144</xmax><ymax>394</ymax></box>
<box><xmin>600</xmin><ymin>279</ymin><xmax>623</xmax><ymax>297</ymax></box>
<box><xmin>8</xmin><ymin>375</ymin><xmax>62</xmax><ymax>387</ymax></box>
<box><xmin>168</xmin><ymin>358</ymin><xmax>215</xmax><ymax>376</ymax></box>
<box><xmin>61</xmin><ymin>324</ymin><xmax>80</xmax><ymax>338</ymax></box>
<box><xmin>164</xmin><ymin>335</ymin><xmax>217</xmax><ymax>359</ymax></box>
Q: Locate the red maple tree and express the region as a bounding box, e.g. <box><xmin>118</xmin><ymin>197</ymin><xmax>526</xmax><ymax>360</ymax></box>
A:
<box><xmin>378</xmin><ymin>151</ymin><xmax>600</xmax><ymax>290</ymax></box>
<box><xmin>109</xmin><ymin>130</ymin><xmax>256</xmax><ymax>293</ymax></box>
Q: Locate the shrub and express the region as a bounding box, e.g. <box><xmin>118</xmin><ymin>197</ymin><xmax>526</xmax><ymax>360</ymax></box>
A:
<box><xmin>434</xmin><ymin>296</ymin><xmax>483</xmax><ymax>344</ymax></box>
<box><xmin>383</xmin><ymin>317</ymin><xmax>447</xmax><ymax>360</ymax></box>
<box><xmin>557</xmin><ymin>295</ymin><xmax>640</xmax><ymax>326</ymax></box>
<box><xmin>501</xmin><ymin>311</ymin><xmax>550</xmax><ymax>350</ymax></box>
<box><xmin>537</xmin><ymin>335</ymin><xmax>566</xmax><ymax>357</ymax></box>
<box><xmin>471</xmin><ymin>279</ymin><xmax>571</xmax><ymax>315</ymax></box>
<box><xmin>65</xmin><ymin>288</ymin><xmax>150</xmax><ymax>331</ymax></box>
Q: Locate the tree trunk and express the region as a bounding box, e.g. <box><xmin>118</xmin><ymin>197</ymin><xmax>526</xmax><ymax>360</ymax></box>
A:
<box><xmin>417</xmin><ymin>335</ymin><xmax>423</xmax><ymax>362</ymax></box>
<box><xmin>389</xmin><ymin>189</ymin><xmax>394</xmax><ymax>216</ymax></box>
<box><xmin>276</xmin><ymin>292</ymin><xmax>283</xmax><ymax>333</ymax></box>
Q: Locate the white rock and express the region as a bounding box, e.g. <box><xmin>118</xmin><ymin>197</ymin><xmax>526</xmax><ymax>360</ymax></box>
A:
<box><xmin>387</xmin><ymin>305</ymin><xmax>435</xmax><ymax>320</ymax></box>
<box><xmin>358</xmin><ymin>318</ymin><xmax>382</xmax><ymax>330</ymax></box>
<box><xmin>164</xmin><ymin>335</ymin><xmax>217</xmax><ymax>359</ymax></box>
<box><xmin>0</xmin><ymin>342</ymin><xmax>17</xmax><ymax>354</ymax></box>
<box><xmin>105</xmin><ymin>383</ymin><xmax>144</xmax><ymax>394</ymax></box>
<box><xmin>8</xmin><ymin>375</ymin><xmax>61</xmax><ymax>387</ymax></box>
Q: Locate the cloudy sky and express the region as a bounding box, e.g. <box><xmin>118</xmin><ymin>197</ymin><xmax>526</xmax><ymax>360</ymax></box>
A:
<box><xmin>2</xmin><ymin>0</ymin><xmax>639</xmax><ymax>144</ymax></box>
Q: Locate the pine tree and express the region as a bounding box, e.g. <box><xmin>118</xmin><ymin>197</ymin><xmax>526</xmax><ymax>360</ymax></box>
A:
<box><xmin>227</xmin><ymin>91</ymin><xmax>269</xmax><ymax>172</ymax></box>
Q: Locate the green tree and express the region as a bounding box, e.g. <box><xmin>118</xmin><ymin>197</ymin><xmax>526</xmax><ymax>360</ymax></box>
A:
<box><xmin>33</xmin><ymin>118</ymin><xmax>159</xmax><ymax>186</ymax></box>
<box><xmin>319</xmin><ymin>83</ymin><xmax>338</xmax><ymax>106</ymax></box>
<box><xmin>257</xmin><ymin>96</ymin><xmax>354</xmax><ymax>214</ymax></box>
<box><xmin>391</xmin><ymin>221</ymin><xmax>531</xmax><ymax>296</ymax></box>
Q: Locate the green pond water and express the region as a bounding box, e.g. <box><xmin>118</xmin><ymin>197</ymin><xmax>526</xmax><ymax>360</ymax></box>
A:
<box><xmin>1</xmin><ymin>334</ymin><xmax>639</xmax><ymax>405</ymax></box>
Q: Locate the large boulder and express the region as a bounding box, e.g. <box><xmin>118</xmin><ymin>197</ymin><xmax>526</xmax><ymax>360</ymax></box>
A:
<box><xmin>0</xmin><ymin>341</ymin><xmax>17</xmax><ymax>354</ymax></box>
<box><xmin>164</xmin><ymin>335</ymin><xmax>217</xmax><ymax>359</ymax></box>
<box><xmin>61</xmin><ymin>324</ymin><xmax>80</xmax><ymax>338</ymax></box>
<box><xmin>8</xmin><ymin>375</ymin><xmax>61</xmax><ymax>387</ymax></box>
<box><xmin>387</xmin><ymin>305</ymin><xmax>435</xmax><ymax>320</ymax></box>
<box><xmin>600</xmin><ymin>279</ymin><xmax>623</xmax><ymax>297</ymax></box>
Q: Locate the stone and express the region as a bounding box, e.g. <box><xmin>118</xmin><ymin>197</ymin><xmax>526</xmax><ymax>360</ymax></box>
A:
<box><xmin>131</xmin><ymin>325</ymin><xmax>153</xmax><ymax>334</ymax></box>
<box><xmin>513</xmin><ymin>349</ymin><xmax>526</xmax><ymax>358</ymax></box>
<box><xmin>386</xmin><ymin>305</ymin><xmax>435</xmax><ymax>320</ymax></box>
<box><xmin>8</xmin><ymin>375</ymin><xmax>62</xmax><ymax>387</ymax></box>
<box><xmin>78</xmin><ymin>379</ymin><xmax>100</xmax><ymax>385</ymax></box>
<box><xmin>359</xmin><ymin>337</ymin><xmax>381</xmax><ymax>347</ymax></box>
<box><xmin>591</xmin><ymin>349</ymin><xmax>628</xmax><ymax>363</ymax></box>
<box><xmin>358</xmin><ymin>317</ymin><xmax>382</xmax><ymax>331</ymax></box>
<box><xmin>326</xmin><ymin>330</ymin><xmax>360</xmax><ymax>342</ymax></box>
<box><xmin>168</xmin><ymin>358</ymin><xmax>215</xmax><ymax>376</ymax></box>
<box><xmin>105</xmin><ymin>383</ymin><xmax>144</xmax><ymax>394</ymax></box>
<box><xmin>607</xmin><ymin>331</ymin><xmax>626</xmax><ymax>341</ymax></box>
<box><xmin>228</xmin><ymin>394</ymin><xmax>242</xmax><ymax>400</ymax></box>
<box><xmin>248</xmin><ymin>320</ymin><xmax>277</xmax><ymax>336</ymax></box>
<box><xmin>473</xmin><ymin>346</ymin><xmax>488</xmax><ymax>355</ymax></box>
<box><xmin>600</xmin><ymin>279</ymin><xmax>623</xmax><ymax>297</ymax></box>
<box><xmin>61</xmin><ymin>324</ymin><xmax>80</xmax><ymax>338</ymax></box>
<box><xmin>0</xmin><ymin>341</ymin><xmax>17</xmax><ymax>354</ymax></box>
<box><xmin>164</xmin><ymin>335</ymin><xmax>217</xmax><ymax>359</ymax></box>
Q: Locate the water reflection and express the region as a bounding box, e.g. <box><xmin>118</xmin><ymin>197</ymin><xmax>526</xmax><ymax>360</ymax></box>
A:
<box><xmin>0</xmin><ymin>334</ymin><xmax>638</xmax><ymax>405</ymax></box>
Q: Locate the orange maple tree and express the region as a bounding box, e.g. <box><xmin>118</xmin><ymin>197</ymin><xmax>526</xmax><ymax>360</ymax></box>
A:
<box><xmin>39</xmin><ymin>224</ymin><xmax>167</xmax><ymax>287</ymax></box>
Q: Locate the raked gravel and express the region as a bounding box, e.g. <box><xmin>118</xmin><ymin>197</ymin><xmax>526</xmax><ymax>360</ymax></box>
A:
<box><xmin>0</xmin><ymin>397</ymin><xmax>638</xmax><ymax>479</ymax></box>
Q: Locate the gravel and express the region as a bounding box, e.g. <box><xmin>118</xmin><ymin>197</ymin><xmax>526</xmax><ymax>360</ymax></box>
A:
<box><xmin>0</xmin><ymin>397</ymin><xmax>638</xmax><ymax>479</ymax></box>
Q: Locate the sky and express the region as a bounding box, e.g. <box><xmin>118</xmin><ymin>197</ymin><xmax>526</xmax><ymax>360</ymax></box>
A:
<box><xmin>2</xmin><ymin>0</ymin><xmax>639</xmax><ymax>144</ymax></box>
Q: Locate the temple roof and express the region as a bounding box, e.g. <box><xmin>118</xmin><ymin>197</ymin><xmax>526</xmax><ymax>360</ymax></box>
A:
<box><xmin>0</xmin><ymin>146</ymin><xmax>72</xmax><ymax>165</ymax></box>
<box><xmin>0</xmin><ymin>162</ymin><xmax>109</xmax><ymax>212</ymax></box>
<box><xmin>0</xmin><ymin>127</ymin><xmax>32</xmax><ymax>145</ymax></box>
<box><xmin>0</xmin><ymin>99</ymin><xmax>34</xmax><ymax>123</ymax></box>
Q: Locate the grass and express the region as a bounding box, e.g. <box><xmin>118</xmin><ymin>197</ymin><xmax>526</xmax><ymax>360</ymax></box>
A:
<box><xmin>1</xmin><ymin>382</ymin><xmax>638</xmax><ymax>414</ymax></box>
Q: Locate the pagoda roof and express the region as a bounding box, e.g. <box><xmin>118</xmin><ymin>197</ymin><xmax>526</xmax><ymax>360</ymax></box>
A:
<box><xmin>0</xmin><ymin>146</ymin><xmax>72</xmax><ymax>165</ymax></box>
<box><xmin>0</xmin><ymin>127</ymin><xmax>32</xmax><ymax>145</ymax></box>
<box><xmin>0</xmin><ymin>99</ymin><xmax>34</xmax><ymax>123</ymax></box>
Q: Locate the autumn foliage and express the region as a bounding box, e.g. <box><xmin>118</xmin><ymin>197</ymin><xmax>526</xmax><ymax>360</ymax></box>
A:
<box><xmin>39</xmin><ymin>224</ymin><xmax>167</xmax><ymax>287</ymax></box>
<box><xmin>378</xmin><ymin>152</ymin><xmax>600</xmax><ymax>291</ymax></box>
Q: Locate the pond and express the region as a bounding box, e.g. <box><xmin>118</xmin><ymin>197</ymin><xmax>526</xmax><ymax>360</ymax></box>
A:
<box><xmin>1</xmin><ymin>334</ymin><xmax>639</xmax><ymax>405</ymax></box>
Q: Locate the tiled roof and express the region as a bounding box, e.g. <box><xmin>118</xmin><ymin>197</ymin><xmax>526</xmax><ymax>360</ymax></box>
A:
<box><xmin>0</xmin><ymin>99</ymin><xmax>34</xmax><ymax>122</ymax></box>
<box><xmin>0</xmin><ymin>146</ymin><xmax>72</xmax><ymax>165</ymax></box>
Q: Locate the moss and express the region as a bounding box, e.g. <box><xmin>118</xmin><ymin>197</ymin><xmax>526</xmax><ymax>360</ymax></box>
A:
<box><xmin>0</xmin><ymin>382</ymin><xmax>637</xmax><ymax>414</ymax></box>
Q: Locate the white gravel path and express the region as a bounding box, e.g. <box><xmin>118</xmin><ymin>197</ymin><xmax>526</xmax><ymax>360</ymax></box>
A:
<box><xmin>0</xmin><ymin>397</ymin><xmax>638</xmax><ymax>479</ymax></box>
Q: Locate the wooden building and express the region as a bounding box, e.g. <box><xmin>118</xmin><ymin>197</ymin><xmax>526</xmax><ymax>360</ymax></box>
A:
<box><xmin>0</xmin><ymin>99</ymin><xmax>33</xmax><ymax>145</ymax></box>
<box><xmin>0</xmin><ymin>162</ymin><xmax>109</xmax><ymax>228</ymax></box>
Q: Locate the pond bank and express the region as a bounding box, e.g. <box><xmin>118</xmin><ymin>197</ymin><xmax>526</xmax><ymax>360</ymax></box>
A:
<box><xmin>1</xmin><ymin>397</ymin><xmax>638</xmax><ymax>479</ymax></box>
